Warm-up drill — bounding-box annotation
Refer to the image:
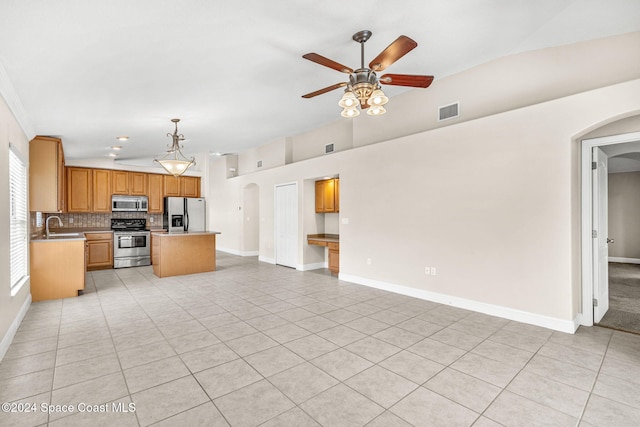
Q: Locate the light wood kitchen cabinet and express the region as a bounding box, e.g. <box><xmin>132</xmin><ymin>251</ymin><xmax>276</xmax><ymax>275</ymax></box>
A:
<box><xmin>315</xmin><ymin>178</ymin><xmax>339</xmax><ymax>213</ymax></box>
<box><xmin>30</xmin><ymin>239</ymin><xmax>85</xmax><ymax>301</ymax></box>
<box><xmin>129</xmin><ymin>172</ymin><xmax>148</xmax><ymax>195</ymax></box>
<box><xmin>92</xmin><ymin>169</ymin><xmax>112</xmax><ymax>213</ymax></box>
<box><xmin>29</xmin><ymin>136</ymin><xmax>65</xmax><ymax>212</ymax></box>
<box><xmin>328</xmin><ymin>242</ymin><xmax>339</xmax><ymax>274</ymax></box>
<box><xmin>163</xmin><ymin>175</ymin><xmax>181</xmax><ymax>197</ymax></box>
<box><xmin>85</xmin><ymin>232</ymin><xmax>113</xmax><ymax>271</ymax></box>
<box><xmin>112</xmin><ymin>170</ymin><xmax>129</xmax><ymax>194</ymax></box>
<box><xmin>307</xmin><ymin>235</ymin><xmax>340</xmax><ymax>274</ymax></box>
<box><xmin>163</xmin><ymin>175</ymin><xmax>200</xmax><ymax>198</ymax></box>
<box><xmin>148</xmin><ymin>173</ymin><xmax>164</xmax><ymax>213</ymax></box>
<box><xmin>181</xmin><ymin>176</ymin><xmax>200</xmax><ymax>197</ymax></box>
<box><xmin>66</xmin><ymin>167</ymin><xmax>92</xmax><ymax>212</ymax></box>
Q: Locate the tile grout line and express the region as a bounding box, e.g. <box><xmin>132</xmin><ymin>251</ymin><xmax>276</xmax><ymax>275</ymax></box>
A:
<box><xmin>574</xmin><ymin>330</ymin><xmax>614</xmax><ymax>426</ymax></box>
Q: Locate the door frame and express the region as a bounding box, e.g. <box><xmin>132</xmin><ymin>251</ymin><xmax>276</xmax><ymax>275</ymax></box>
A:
<box><xmin>581</xmin><ymin>131</ymin><xmax>640</xmax><ymax>326</ymax></box>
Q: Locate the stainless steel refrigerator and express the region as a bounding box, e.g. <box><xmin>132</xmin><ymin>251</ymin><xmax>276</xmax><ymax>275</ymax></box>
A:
<box><xmin>163</xmin><ymin>197</ymin><xmax>206</xmax><ymax>232</ymax></box>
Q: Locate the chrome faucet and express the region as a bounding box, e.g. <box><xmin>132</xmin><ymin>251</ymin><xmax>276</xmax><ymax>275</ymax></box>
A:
<box><xmin>45</xmin><ymin>216</ymin><xmax>63</xmax><ymax>238</ymax></box>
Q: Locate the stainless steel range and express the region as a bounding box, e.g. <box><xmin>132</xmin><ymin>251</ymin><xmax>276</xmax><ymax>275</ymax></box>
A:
<box><xmin>111</xmin><ymin>218</ymin><xmax>151</xmax><ymax>268</ymax></box>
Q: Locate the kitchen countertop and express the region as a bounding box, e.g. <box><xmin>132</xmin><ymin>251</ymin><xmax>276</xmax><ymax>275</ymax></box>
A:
<box><xmin>307</xmin><ymin>233</ymin><xmax>339</xmax><ymax>243</ymax></box>
<box><xmin>152</xmin><ymin>231</ymin><xmax>221</xmax><ymax>237</ymax></box>
<box><xmin>30</xmin><ymin>227</ymin><xmax>113</xmax><ymax>242</ymax></box>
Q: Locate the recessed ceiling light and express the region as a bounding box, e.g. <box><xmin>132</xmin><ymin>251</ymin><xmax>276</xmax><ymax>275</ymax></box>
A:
<box><xmin>116</xmin><ymin>136</ymin><xmax>129</xmax><ymax>141</ymax></box>
<box><xmin>111</xmin><ymin>146</ymin><xmax>122</xmax><ymax>150</ymax></box>
<box><xmin>108</xmin><ymin>153</ymin><xmax>117</xmax><ymax>157</ymax></box>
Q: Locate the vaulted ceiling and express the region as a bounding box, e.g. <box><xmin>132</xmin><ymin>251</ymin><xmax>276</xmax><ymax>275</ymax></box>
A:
<box><xmin>1</xmin><ymin>0</ymin><xmax>639</xmax><ymax>165</ymax></box>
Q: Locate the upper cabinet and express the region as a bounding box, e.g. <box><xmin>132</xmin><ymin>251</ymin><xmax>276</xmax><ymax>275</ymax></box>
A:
<box><xmin>29</xmin><ymin>136</ymin><xmax>65</xmax><ymax>212</ymax></box>
<box><xmin>92</xmin><ymin>169</ymin><xmax>112</xmax><ymax>213</ymax></box>
<box><xmin>129</xmin><ymin>172</ymin><xmax>148</xmax><ymax>196</ymax></box>
<box><xmin>112</xmin><ymin>170</ymin><xmax>129</xmax><ymax>195</ymax></box>
<box><xmin>163</xmin><ymin>175</ymin><xmax>200</xmax><ymax>198</ymax></box>
<box><xmin>315</xmin><ymin>178</ymin><xmax>339</xmax><ymax>213</ymax></box>
<box><xmin>181</xmin><ymin>176</ymin><xmax>200</xmax><ymax>198</ymax></box>
<box><xmin>148</xmin><ymin>174</ymin><xmax>164</xmax><ymax>214</ymax></box>
<box><xmin>163</xmin><ymin>175</ymin><xmax>180</xmax><ymax>197</ymax></box>
<box><xmin>66</xmin><ymin>167</ymin><xmax>92</xmax><ymax>212</ymax></box>
<box><xmin>61</xmin><ymin>167</ymin><xmax>202</xmax><ymax>213</ymax></box>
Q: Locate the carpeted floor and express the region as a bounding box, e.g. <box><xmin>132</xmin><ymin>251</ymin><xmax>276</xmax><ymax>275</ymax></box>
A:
<box><xmin>596</xmin><ymin>262</ymin><xmax>640</xmax><ymax>335</ymax></box>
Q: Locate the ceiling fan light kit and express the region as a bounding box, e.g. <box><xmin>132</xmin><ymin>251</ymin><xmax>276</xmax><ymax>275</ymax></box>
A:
<box><xmin>302</xmin><ymin>30</ymin><xmax>433</xmax><ymax>118</ymax></box>
<box><xmin>154</xmin><ymin>118</ymin><xmax>196</xmax><ymax>177</ymax></box>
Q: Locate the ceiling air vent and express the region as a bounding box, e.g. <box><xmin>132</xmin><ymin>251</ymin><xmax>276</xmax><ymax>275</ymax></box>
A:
<box><xmin>438</xmin><ymin>102</ymin><xmax>460</xmax><ymax>121</ymax></box>
<box><xmin>325</xmin><ymin>143</ymin><xmax>335</xmax><ymax>154</ymax></box>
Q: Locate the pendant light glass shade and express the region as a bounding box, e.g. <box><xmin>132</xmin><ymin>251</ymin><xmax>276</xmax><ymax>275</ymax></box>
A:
<box><xmin>154</xmin><ymin>119</ymin><xmax>196</xmax><ymax>177</ymax></box>
<box><xmin>366</xmin><ymin>105</ymin><xmax>386</xmax><ymax>116</ymax></box>
<box><xmin>368</xmin><ymin>89</ymin><xmax>388</xmax><ymax>106</ymax></box>
<box><xmin>341</xmin><ymin>107</ymin><xmax>360</xmax><ymax>118</ymax></box>
<box><xmin>338</xmin><ymin>91</ymin><xmax>358</xmax><ymax>108</ymax></box>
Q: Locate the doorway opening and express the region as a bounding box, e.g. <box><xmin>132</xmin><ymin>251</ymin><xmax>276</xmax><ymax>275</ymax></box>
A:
<box><xmin>581</xmin><ymin>131</ymin><xmax>640</xmax><ymax>332</ymax></box>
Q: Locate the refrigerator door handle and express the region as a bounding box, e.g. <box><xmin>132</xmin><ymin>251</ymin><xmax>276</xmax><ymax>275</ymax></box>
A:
<box><xmin>184</xmin><ymin>198</ymin><xmax>189</xmax><ymax>231</ymax></box>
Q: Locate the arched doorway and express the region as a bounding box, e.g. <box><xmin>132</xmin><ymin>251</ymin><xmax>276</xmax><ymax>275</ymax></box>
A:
<box><xmin>581</xmin><ymin>114</ymin><xmax>640</xmax><ymax>333</ymax></box>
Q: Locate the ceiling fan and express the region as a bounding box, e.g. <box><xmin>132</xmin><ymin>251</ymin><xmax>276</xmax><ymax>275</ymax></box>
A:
<box><xmin>302</xmin><ymin>30</ymin><xmax>434</xmax><ymax>117</ymax></box>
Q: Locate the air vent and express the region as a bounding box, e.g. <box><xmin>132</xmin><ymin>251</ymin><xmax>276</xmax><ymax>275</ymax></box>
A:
<box><xmin>257</xmin><ymin>160</ymin><xmax>262</xmax><ymax>168</ymax></box>
<box><xmin>325</xmin><ymin>143</ymin><xmax>335</xmax><ymax>154</ymax></box>
<box><xmin>438</xmin><ymin>102</ymin><xmax>460</xmax><ymax>121</ymax></box>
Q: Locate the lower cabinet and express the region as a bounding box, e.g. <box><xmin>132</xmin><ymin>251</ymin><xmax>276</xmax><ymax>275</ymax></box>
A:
<box><xmin>328</xmin><ymin>242</ymin><xmax>339</xmax><ymax>274</ymax></box>
<box><xmin>30</xmin><ymin>239</ymin><xmax>86</xmax><ymax>302</ymax></box>
<box><xmin>85</xmin><ymin>232</ymin><xmax>114</xmax><ymax>271</ymax></box>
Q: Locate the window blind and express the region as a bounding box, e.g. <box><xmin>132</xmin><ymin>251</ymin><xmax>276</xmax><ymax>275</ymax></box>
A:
<box><xmin>9</xmin><ymin>145</ymin><xmax>28</xmax><ymax>294</ymax></box>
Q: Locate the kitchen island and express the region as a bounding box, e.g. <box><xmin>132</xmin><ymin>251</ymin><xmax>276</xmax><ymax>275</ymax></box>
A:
<box><xmin>151</xmin><ymin>231</ymin><xmax>221</xmax><ymax>278</ymax></box>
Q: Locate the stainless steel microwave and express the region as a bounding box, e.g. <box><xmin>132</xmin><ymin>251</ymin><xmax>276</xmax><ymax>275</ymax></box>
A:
<box><xmin>111</xmin><ymin>195</ymin><xmax>148</xmax><ymax>212</ymax></box>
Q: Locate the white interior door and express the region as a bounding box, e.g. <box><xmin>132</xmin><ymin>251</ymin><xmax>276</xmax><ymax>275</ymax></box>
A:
<box><xmin>275</xmin><ymin>183</ymin><xmax>298</xmax><ymax>268</ymax></box>
<box><xmin>592</xmin><ymin>147</ymin><xmax>610</xmax><ymax>323</ymax></box>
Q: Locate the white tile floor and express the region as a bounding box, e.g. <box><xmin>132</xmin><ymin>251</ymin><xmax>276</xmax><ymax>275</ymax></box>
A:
<box><xmin>1</xmin><ymin>252</ymin><xmax>640</xmax><ymax>426</ymax></box>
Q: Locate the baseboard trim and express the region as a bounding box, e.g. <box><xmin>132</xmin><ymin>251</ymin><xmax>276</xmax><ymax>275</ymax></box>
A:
<box><xmin>0</xmin><ymin>294</ymin><xmax>32</xmax><ymax>362</ymax></box>
<box><xmin>259</xmin><ymin>256</ymin><xmax>275</xmax><ymax>265</ymax></box>
<box><xmin>338</xmin><ymin>273</ymin><xmax>577</xmax><ymax>334</ymax></box>
<box><xmin>299</xmin><ymin>262</ymin><xmax>326</xmax><ymax>271</ymax></box>
<box><xmin>217</xmin><ymin>247</ymin><xmax>259</xmax><ymax>257</ymax></box>
<box><xmin>609</xmin><ymin>257</ymin><xmax>640</xmax><ymax>264</ymax></box>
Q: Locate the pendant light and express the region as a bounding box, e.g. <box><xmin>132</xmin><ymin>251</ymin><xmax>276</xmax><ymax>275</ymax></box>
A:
<box><xmin>154</xmin><ymin>118</ymin><xmax>195</xmax><ymax>177</ymax></box>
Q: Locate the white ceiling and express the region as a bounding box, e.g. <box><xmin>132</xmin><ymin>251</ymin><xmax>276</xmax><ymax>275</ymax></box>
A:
<box><xmin>1</xmin><ymin>0</ymin><xmax>639</xmax><ymax>165</ymax></box>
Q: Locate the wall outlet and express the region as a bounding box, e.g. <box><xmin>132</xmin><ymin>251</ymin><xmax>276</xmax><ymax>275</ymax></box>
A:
<box><xmin>425</xmin><ymin>267</ymin><xmax>430</xmax><ymax>275</ymax></box>
<box><xmin>341</xmin><ymin>218</ymin><xmax>349</xmax><ymax>225</ymax></box>
<box><xmin>366</xmin><ymin>258</ymin><xmax>372</xmax><ymax>265</ymax></box>
<box><xmin>149</xmin><ymin>217</ymin><xmax>154</xmax><ymax>223</ymax></box>
<box><xmin>69</xmin><ymin>218</ymin><xmax>74</xmax><ymax>224</ymax></box>
<box><xmin>431</xmin><ymin>267</ymin><xmax>437</xmax><ymax>276</ymax></box>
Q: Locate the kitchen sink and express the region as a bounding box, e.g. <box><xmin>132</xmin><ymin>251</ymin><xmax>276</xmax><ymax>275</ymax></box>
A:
<box><xmin>47</xmin><ymin>232</ymin><xmax>82</xmax><ymax>238</ymax></box>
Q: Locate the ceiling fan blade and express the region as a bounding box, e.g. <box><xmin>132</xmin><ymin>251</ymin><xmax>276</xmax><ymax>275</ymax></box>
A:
<box><xmin>379</xmin><ymin>74</ymin><xmax>434</xmax><ymax>88</ymax></box>
<box><xmin>369</xmin><ymin>36</ymin><xmax>418</xmax><ymax>72</ymax></box>
<box><xmin>302</xmin><ymin>82</ymin><xmax>348</xmax><ymax>99</ymax></box>
<box><xmin>303</xmin><ymin>53</ymin><xmax>354</xmax><ymax>74</ymax></box>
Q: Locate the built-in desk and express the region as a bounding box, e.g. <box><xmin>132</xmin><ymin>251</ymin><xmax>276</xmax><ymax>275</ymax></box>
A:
<box><xmin>307</xmin><ymin>234</ymin><xmax>339</xmax><ymax>274</ymax></box>
<box><xmin>151</xmin><ymin>231</ymin><xmax>221</xmax><ymax>278</ymax></box>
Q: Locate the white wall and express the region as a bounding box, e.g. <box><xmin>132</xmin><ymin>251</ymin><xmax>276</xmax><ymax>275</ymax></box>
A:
<box><xmin>0</xmin><ymin>94</ymin><xmax>31</xmax><ymax>360</ymax></box>
<box><xmin>208</xmin><ymin>33</ymin><xmax>640</xmax><ymax>332</ymax></box>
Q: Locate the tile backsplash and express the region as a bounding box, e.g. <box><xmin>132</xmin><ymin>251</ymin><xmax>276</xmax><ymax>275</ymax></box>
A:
<box><xmin>33</xmin><ymin>212</ymin><xmax>163</xmax><ymax>231</ymax></box>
